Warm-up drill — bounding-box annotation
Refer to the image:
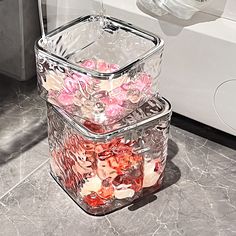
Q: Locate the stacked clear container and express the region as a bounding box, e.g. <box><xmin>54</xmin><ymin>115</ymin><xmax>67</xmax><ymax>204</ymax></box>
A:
<box><xmin>35</xmin><ymin>15</ymin><xmax>172</xmax><ymax>215</ymax></box>
<box><xmin>35</xmin><ymin>15</ymin><xmax>164</xmax><ymax>125</ymax></box>
<box><xmin>47</xmin><ymin>95</ymin><xmax>171</xmax><ymax>215</ymax></box>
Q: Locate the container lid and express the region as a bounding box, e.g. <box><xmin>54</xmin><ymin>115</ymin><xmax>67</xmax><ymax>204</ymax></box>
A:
<box><xmin>36</xmin><ymin>15</ymin><xmax>164</xmax><ymax>79</ymax></box>
<box><xmin>49</xmin><ymin>95</ymin><xmax>172</xmax><ymax>141</ymax></box>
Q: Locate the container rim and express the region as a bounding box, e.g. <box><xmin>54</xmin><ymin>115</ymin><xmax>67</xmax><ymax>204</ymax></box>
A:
<box><xmin>49</xmin><ymin>96</ymin><xmax>172</xmax><ymax>141</ymax></box>
<box><xmin>35</xmin><ymin>15</ymin><xmax>164</xmax><ymax>80</ymax></box>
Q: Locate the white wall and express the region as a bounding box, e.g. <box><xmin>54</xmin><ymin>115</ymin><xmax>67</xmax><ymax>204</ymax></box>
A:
<box><xmin>203</xmin><ymin>0</ymin><xmax>236</xmax><ymax>21</ymax></box>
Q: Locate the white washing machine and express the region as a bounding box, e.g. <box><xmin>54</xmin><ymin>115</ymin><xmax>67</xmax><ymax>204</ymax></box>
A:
<box><xmin>46</xmin><ymin>0</ymin><xmax>236</xmax><ymax>136</ymax></box>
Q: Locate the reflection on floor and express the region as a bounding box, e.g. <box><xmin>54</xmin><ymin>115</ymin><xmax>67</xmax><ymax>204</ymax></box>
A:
<box><xmin>0</xmin><ymin>75</ymin><xmax>48</xmax><ymax>196</ymax></box>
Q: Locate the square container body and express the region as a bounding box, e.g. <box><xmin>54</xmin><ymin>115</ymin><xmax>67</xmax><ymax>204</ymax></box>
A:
<box><xmin>47</xmin><ymin>95</ymin><xmax>171</xmax><ymax>215</ymax></box>
<box><xmin>36</xmin><ymin>15</ymin><xmax>164</xmax><ymax>125</ymax></box>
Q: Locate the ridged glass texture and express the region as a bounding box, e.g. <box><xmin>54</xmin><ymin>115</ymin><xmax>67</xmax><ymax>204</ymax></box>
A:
<box><xmin>47</xmin><ymin>95</ymin><xmax>171</xmax><ymax>215</ymax></box>
<box><xmin>36</xmin><ymin>15</ymin><xmax>164</xmax><ymax>125</ymax></box>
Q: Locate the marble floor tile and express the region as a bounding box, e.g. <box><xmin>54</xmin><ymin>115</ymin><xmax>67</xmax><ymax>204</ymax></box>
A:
<box><xmin>0</xmin><ymin>75</ymin><xmax>48</xmax><ymax>197</ymax></box>
<box><xmin>0</xmin><ymin>74</ymin><xmax>236</xmax><ymax>236</ymax></box>
<box><xmin>0</xmin><ymin>139</ymin><xmax>49</xmax><ymax>197</ymax></box>
<box><xmin>169</xmin><ymin>125</ymin><xmax>208</xmax><ymax>149</ymax></box>
<box><xmin>171</xmin><ymin>113</ymin><xmax>236</xmax><ymax>150</ymax></box>
<box><xmin>0</xmin><ymin>129</ymin><xmax>235</xmax><ymax>236</ymax></box>
<box><xmin>170</xmin><ymin>125</ymin><xmax>236</xmax><ymax>161</ymax></box>
<box><xmin>204</xmin><ymin>140</ymin><xmax>236</xmax><ymax>161</ymax></box>
<box><xmin>0</xmin><ymin>76</ymin><xmax>47</xmax><ymax>164</ymax></box>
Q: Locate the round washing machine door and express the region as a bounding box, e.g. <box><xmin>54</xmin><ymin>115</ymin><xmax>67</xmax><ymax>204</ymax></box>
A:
<box><xmin>214</xmin><ymin>79</ymin><xmax>236</xmax><ymax>133</ymax></box>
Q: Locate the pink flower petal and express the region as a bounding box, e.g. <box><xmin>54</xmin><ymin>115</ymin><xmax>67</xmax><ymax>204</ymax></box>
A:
<box><xmin>97</xmin><ymin>60</ymin><xmax>110</xmax><ymax>72</ymax></box>
<box><xmin>64</xmin><ymin>76</ymin><xmax>78</xmax><ymax>93</ymax></box>
<box><xmin>80</xmin><ymin>59</ymin><xmax>96</xmax><ymax>70</ymax></box>
<box><xmin>57</xmin><ymin>91</ymin><xmax>74</xmax><ymax>106</ymax></box>
<box><xmin>109</xmin><ymin>63</ymin><xmax>120</xmax><ymax>72</ymax></box>
<box><xmin>135</xmin><ymin>73</ymin><xmax>152</xmax><ymax>92</ymax></box>
<box><xmin>105</xmin><ymin>104</ymin><xmax>124</xmax><ymax>118</ymax></box>
<box><xmin>109</xmin><ymin>87</ymin><xmax>127</xmax><ymax>105</ymax></box>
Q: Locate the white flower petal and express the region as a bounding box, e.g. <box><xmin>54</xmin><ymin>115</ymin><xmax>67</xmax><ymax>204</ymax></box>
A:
<box><xmin>80</xmin><ymin>175</ymin><xmax>102</xmax><ymax>197</ymax></box>
<box><xmin>114</xmin><ymin>188</ymin><xmax>135</xmax><ymax>199</ymax></box>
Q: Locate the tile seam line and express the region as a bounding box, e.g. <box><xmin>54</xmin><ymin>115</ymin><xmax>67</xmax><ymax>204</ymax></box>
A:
<box><xmin>194</xmin><ymin>140</ymin><xmax>236</xmax><ymax>163</ymax></box>
<box><xmin>0</xmin><ymin>158</ymin><xmax>49</xmax><ymax>201</ymax></box>
<box><xmin>171</xmin><ymin>126</ymin><xmax>236</xmax><ymax>163</ymax></box>
<box><xmin>207</xmin><ymin>147</ymin><xmax>236</xmax><ymax>162</ymax></box>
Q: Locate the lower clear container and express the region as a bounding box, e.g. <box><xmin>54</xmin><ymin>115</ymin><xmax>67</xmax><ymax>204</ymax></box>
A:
<box><xmin>47</xmin><ymin>95</ymin><xmax>172</xmax><ymax>215</ymax></box>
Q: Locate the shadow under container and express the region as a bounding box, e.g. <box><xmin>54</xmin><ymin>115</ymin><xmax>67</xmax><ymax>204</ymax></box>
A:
<box><xmin>36</xmin><ymin>15</ymin><xmax>164</xmax><ymax>125</ymax></box>
<box><xmin>47</xmin><ymin>95</ymin><xmax>172</xmax><ymax>215</ymax></box>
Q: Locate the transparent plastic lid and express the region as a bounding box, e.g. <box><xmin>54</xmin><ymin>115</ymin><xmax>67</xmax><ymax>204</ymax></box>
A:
<box><xmin>48</xmin><ymin>95</ymin><xmax>172</xmax><ymax>141</ymax></box>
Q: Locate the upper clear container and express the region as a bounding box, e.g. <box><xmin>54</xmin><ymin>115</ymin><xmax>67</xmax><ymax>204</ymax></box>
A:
<box><xmin>35</xmin><ymin>15</ymin><xmax>164</xmax><ymax>125</ymax></box>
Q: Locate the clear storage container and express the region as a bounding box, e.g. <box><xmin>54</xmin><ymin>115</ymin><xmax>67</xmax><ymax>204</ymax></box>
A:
<box><xmin>47</xmin><ymin>95</ymin><xmax>171</xmax><ymax>215</ymax></box>
<box><xmin>36</xmin><ymin>15</ymin><xmax>164</xmax><ymax>125</ymax></box>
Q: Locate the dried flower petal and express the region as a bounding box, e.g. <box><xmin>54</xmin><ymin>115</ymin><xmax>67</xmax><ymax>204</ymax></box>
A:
<box><xmin>97</xmin><ymin>60</ymin><xmax>110</xmax><ymax>72</ymax></box>
<box><xmin>109</xmin><ymin>63</ymin><xmax>120</xmax><ymax>72</ymax></box>
<box><xmin>64</xmin><ymin>76</ymin><xmax>79</xmax><ymax>93</ymax></box>
<box><xmin>83</xmin><ymin>121</ymin><xmax>105</xmax><ymax>133</ymax></box>
<box><xmin>127</xmin><ymin>89</ymin><xmax>141</xmax><ymax>104</ymax></box>
<box><xmin>83</xmin><ymin>192</ymin><xmax>106</xmax><ymax>207</ymax></box>
<box><xmin>80</xmin><ymin>175</ymin><xmax>102</xmax><ymax>197</ymax></box>
<box><xmin>42</xmin><ymin>70</ymin><xmax>65</xmax><ymax>91</ymax></box>
<box><xmin>114</xmin><ymin>188</ymin><xmax>135</xmax><ymax>199</ymax></box>
<box><xmin>99</xmin><ymin>75</ymin><xmax>130</xmax><ymax>91</ymax></box>
<box><xmin>109</xmin><ymin>106</ymin><xmax>124</xmax><ymax>119</ymax></box>
<box><xmin>57</xmin><ymin>91</ymin><xmax>74</xmax><ymax>106</ymax></box>
<box><xmin>143</xmin><ymin>160</ymin><xmax>161</xmax><ymax>188</ymax></box>
<box><xmin>97</xmin><ymin>184</ymin><xmax>114</xmax><ymax>200</ymax></box>
<box><xmin>79</xmin><ymin>59</ymin><xmax>96</xmax><ymax>70</ymax></box>
<box><xmin>97</xmin><ymin>160</ymin><xmax>118</xmax><ymax>180</ymax></box>
<box><xmin>135</xmin><ymin>73</ymin><xmax>152</xmax><ymax>92</ymax></box>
